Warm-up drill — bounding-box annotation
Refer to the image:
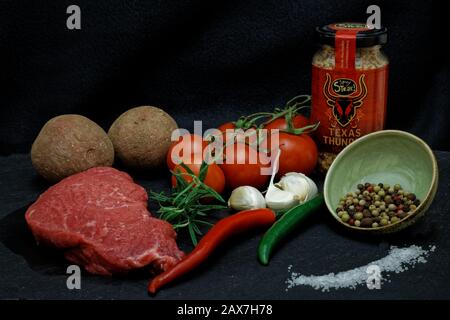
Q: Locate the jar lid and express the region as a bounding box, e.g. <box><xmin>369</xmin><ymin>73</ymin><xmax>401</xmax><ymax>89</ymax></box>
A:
<box><xmin>316</xmin><ymin>22</ymin><xmax>388</xmax><ymax>47</ymax></box>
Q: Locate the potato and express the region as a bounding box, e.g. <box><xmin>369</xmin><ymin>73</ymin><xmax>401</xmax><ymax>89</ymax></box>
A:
<box><xmin>108</xmin><ymin>106</ymin><xmax>178</xmax><ymax>169</ymax></box>
<box><xmin>31</xmin><ymin>115</ymin><xmax>114</xmax><ymax>182</ymax></box>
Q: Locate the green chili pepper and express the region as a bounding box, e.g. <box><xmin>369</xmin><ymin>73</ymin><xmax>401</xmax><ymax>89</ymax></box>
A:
<box><xmin>258</xmin><ymin>193</ymin><xmax>324</xmax><ymax>265</ymax></box>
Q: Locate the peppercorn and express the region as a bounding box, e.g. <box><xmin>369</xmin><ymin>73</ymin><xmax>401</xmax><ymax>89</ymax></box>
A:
<box><xmin>388</xmin><ymin>204</ymin><xmax>397</xmax><ymax>211</ymax></box>
<box><xmin>336</xmin><ymin>183</ymin><xmax>421</xmax><ymax>229</ymax></box>
<box><xmin>341</xmin><ymin>213</ymin><xmax>350</xmax><ymax>222</ymax></box>
<box><xmin>354</xmin><ymin>212</ymin><xmax>364</xmax><ymax>220</ymax></box>
<box><xmin>396</xmin><ymin>211</ymin><xmax>408</xmax><ymax>219</ymax></box>
<box><xmin>391</xmin><ymin>216</ymin><xmax>400</xmax><ymax>224</ymax></box>
<box><xmin>360</xmin><ymin>218</ymin><xmax>373</xmax><ymax>228</ymax></box>
<box><xmin>407</xmin><ymin>193</ymin><xmax>416</xmax><ymax>201</ymax></box>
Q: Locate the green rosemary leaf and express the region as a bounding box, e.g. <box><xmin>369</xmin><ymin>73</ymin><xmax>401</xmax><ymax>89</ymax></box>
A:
<box><xmin>179</xmin><ymin>162</ymin><xmax>195</xmax><ymax>175</ymax></box>
<box><xmin>181</xmin><ymin>184</ymin><xmax>201</xmax><ymax>207</ymax></box>
<box><xmin>192</xmin><ymin>223</ymin><xmax>203</xmax><ymax>235</ymax></box>
<box><xmin>149</xmin><ymin>191</ymin><xmax>170</xmax><ymax>202</ymax></box>
<box><xmin>199</xmin><ymin>183</ymin><xmax>226</xmax><ymax>203</ymax></box>
<box><xmin>198</xmin><ymin>161</ymin><xmax>209</xmax><ymax>182</ymax></box>
<box><xmin>173</xmin><ymin>181</ymin><xmax>195</xmax><ymax>205</ymax></box>
<box><xmin>193</xmin><ymin>220</ymin><xmax>214</xmax><ymax>227</ymax></box>
<box><xmin>172</xmin><ymin>170</ymin><xmax>189</xmax><ymax>192</ymax></box>
<box><xmin>188</xmin><ymin>223</ymin><xmax>198</xmax><ymax>246</ymax></box>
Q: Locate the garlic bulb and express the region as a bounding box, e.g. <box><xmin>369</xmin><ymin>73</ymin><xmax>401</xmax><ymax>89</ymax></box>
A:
<box><xmin>277</xmin><ymin>172</ymin><xmax>318</xmax><ymax>202</ymax></box>
<box><xmin>265</xmin><ymin>148</ymin><xmax>297</xmax><ymax>210</ymax></box>
<box><xmin>265</xmin><ymin>148</ymin><xmax>318</xmax><ymax>211</ymax></box>
<box><xmin>228</xmin><ymin>186</ymin><xmax>266</xmax><ymax>211</ymax></box>
<box><xmin>265</xmin><ymin>185</ymin><xmax>297</xmax><ymax>211</ymax></box>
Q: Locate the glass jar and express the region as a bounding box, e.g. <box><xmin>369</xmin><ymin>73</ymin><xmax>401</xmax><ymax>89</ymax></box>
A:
<box><xmin>310</xmin><ymin>23</ymin><xmax>389</xmax><ymax>173</ymax></box>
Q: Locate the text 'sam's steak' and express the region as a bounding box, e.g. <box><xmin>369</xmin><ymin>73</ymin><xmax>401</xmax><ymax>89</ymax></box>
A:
<box><xmin>25</xmin><ymin>167</ymin><xmax>184</xmax><ymax>275</ymax></box>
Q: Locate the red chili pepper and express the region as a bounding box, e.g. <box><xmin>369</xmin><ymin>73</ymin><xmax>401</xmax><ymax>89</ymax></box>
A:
<box><xmin>148</xmin><ymin>208</ymin><xmax>276</xmax><ymax>294</ymax></box>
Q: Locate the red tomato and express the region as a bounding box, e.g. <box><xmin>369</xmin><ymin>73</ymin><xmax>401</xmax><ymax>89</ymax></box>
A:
<box><xmin>171</xmin><ymin>163</ymin><xmax>225</xmax><ymax>195</ymax></box>
<box><xmin>166</xmin><ymin>134</ymin><xmax>209</xmax><ymax>170</ymax></box>
<box><xmin>218</xmin><ymin>122</ymin><xmax>236</xmax><ymax>133</ymax></box>
<box><xmin>264</xmin><ymin>115</ymin><xmax>310</xmax><ymax>133</ymax></box>
<box><xmin>217</xmin><ymin>122</ymin><xmax>236</xmax><ymax>145</ymax></box>
<box><xmin>218</xmin><ymin>122</ymin><xmax>260</xmax><ymax>148</ymax></box>
<box><xmin>219</xmin><ymin>143</ymin><xmax>270</xmax><ymax>190</ymax></box>
<box><xmin>270</xmin><ymin>132</ymin><xmax>318</xmax><ymax>176</ymax></box>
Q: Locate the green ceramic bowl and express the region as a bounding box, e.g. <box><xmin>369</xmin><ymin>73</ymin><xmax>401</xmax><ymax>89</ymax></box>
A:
<box><xmin>324</xmin><ymin>130</ymin><xmax>438</xmax><ymax>234</ymax></box>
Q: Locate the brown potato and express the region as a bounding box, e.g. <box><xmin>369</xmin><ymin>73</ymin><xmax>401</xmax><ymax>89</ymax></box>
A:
<box><xmin>108</xmin><ymin>106</ymin><xmax>178</xmax><ymax>169</ymax></box>
<box><xmin>31</xmin><ymin>115</ymin><xmax>114</xmax><ymax>182</ymax></box>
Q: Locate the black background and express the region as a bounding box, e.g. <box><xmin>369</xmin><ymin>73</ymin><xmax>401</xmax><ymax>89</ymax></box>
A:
<box><xmin>0</xmin><ymin>0</ymin><xmax>448</xmax><ymax>155</ymax></box>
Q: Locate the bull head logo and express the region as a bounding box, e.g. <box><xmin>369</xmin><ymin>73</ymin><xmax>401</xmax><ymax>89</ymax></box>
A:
<box><xmin>323</xmin><ymin>74</ymin><xmax>367</xmax><ymax>127</ymax></box>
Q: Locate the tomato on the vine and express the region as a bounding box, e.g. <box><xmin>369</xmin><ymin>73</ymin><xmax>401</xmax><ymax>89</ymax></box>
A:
<box><xmin>217</xmin><ymin>122</ymin><xmax>237</xmax><ymax>133</ymax></box>
<box><xmin>264</xmin><ymin>132</ymin><xmax>318</xmax><ymax>176</ymax></box>
<box><xmin>166</xmin><ymin>134</ymin><xmax>209</xmax><ymax>170</ymax></box>
<box><xmin>171</xmin><ymin>163</ymin><xmax>225</xmax><ymax>195</ymax></box>
<box><xmin>217</xmin><ymin>122</ymin><xmax>259</xmax><ymax>146</ymax></box>
<box><xmin>219</xmin><ymin>142</ymin><xmax>270</xmax><ymax>190</ymax></box>
<box><xmin>264</xmin><ymin>115</ymin><xmax>310</xmax><ymax>133</ymax></box>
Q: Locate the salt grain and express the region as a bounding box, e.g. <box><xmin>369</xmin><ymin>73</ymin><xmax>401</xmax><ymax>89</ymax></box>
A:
<box><xmin>286</xmin><ymin>245</ymin><xmax>436</xmax><ymax>292</ymax></box>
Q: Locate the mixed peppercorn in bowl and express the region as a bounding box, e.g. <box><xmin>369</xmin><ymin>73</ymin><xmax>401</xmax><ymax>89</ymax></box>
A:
<box><xmin>324</xmin><ymin>130</ymin><xmax>438</xmax><ymax>234</ymax></box>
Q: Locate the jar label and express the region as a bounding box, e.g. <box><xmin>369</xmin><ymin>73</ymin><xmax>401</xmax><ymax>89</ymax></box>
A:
<box><xmin>311</xmin><ymin>65</ymin><xmax>389</xmax><ymax>153</ymax></box>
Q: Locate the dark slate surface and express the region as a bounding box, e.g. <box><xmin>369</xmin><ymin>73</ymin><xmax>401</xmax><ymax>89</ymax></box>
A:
<box><xmin>0</xmin><ymin>152</ymin><xmax>449</xmax><ymax>300</ymax></box>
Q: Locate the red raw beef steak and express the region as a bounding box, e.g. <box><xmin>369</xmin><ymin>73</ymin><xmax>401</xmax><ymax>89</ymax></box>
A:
<box><xmin>25</xmin><ymin>167</ymin><xmax>184</xmax><ymax>275</ymax></box>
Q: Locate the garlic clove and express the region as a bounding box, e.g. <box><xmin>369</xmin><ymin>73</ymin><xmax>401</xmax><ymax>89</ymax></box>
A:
<box><xmin>228</xmin><ymin>186</ymin><xmax>266</xmax><ymax>211</ymax></box>
<box><xmin>278</xmin><ymin>172</ymin><xmax>318</xmax><ymax>203</ymax></box>
<box><xmin>265</xmin><ymin>184</ymin><xmax>297</xmax><ymax>211</ymax></box>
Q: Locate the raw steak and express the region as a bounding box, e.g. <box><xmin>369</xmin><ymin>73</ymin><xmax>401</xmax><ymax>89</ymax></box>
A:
<box><xmin>25</xmin><ymin>167</ymin><xmax>184</xmax><ymax>275</ymax></box>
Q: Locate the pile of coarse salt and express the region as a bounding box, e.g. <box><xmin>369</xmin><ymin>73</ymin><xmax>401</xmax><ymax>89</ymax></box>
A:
<box><xmin>286</xmin><ymin>245</ymin><xmax>436</xmax><ymax>292</ymax></box>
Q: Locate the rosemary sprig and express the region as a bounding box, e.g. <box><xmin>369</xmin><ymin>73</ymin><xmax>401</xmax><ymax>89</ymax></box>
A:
<box><xmin>150</xmin><ymin>162</ymin><xmax>227</xmax><ymax>245</ymax></box>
